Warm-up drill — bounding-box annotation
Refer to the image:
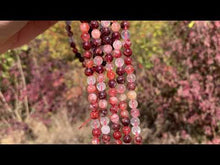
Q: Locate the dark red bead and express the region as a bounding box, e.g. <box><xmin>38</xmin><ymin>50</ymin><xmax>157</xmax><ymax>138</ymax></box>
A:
<box><xmin>108</xmin><ymin>80</ymin><xmax>117</xmax><ymax>88</ymax></box>
<box><xmin>101</xmin><ymin>27</ymin><xmax>111</xmax><ymax>36</ymax></box>
<box><xmin>124</xmin><ymin>57</ymin><xmax>132</xmax><ymax>65</ymax></box>
<box><xmin>112</xmin><ymin>123</ymin><xmax>121</xmax><ymax>131</ymax></box>
<box><xmin>90</xmin><ymin>110</ymin><xmax>99</xmax><ymax>119</ymax></box>
<box><xmin>91</xmin><ymin>38</ymin><xmax>102</xmax><ymax>47</ymax></box>
<box><xmin>83</xmin><ymin>51</ymin><xmax>92</xmax><ymax>59</ymax></box>
<box><xmin>96</xmin><ymin>65</ymin><xmax>104</xmax><ymax>74</ymax></box>
<box><xmin>102</xmin><ymin>134</ymin><xmax>111</xmax><ymax>142</ymax></box>
<box><xmin>82</xmin><ymin>41</ymin><xmax>91</xmax><ymax>50</ymax></box>
<box><xmin>105</xmin><ymin>54</ymin><xmax>113</xmax><ymax>63</ymax></box>
<box><xmin>112</xmin><ymin>32</ymin><xmax>121</xmax><ymax>40</ymax></box>
<box><xmin>98</xmin><ymin>91</ymin><xmax>107</xmax><ymax>99</ymax></box>
<box><xmin>121</xmin><ymin>117</ymin><xmax>130</xmax><ymax>126</ymax></box>
<box><xmin>102</xmin><ymin>36</ymin><xmax>112</xmax><ymax>45</ymax></box>
<box><xmin>90</xmin><ymin>21</ymin><xmax>99</xmax><ymax>29</ymax></box>
<box><xmin>101</xmin><ymin>61</ymin><xmax>107</xmax><ymax>66</ymax></box>
<box><xmin>70</xmin><ymin>42</ymin><xmax>76</xmax><ymax>48</ymax></box>
<box><xmin>79</xmin><ymin>57</ymin><xmax>85</xmax><ymax>62</ymax></box>
<box><xmin>134</xmin><ymin>135</ymin><xmax>142</xmax><ymax>144</ymax></box>
<box><xmin>117</xmin><ymin>76</ymin><xmax>125</xmax><ymax>84</ymax></box>
<box><xmin>121</xmin><ymin>21</ymin><xmax>130</xmax><ymax>29</ymax></box>
<box><xmin>113</xmin><ymin>131</ymin><xmax>122</xmax><ymax>139</ymax></box>
<box><xmin>127</xmin><ymin>82</ymin><xmax>136</xmax><ymax>90</ymax></box>
<box><xmin>116</xmin><ymin>67</ymin><xmax>125</xmax><ymax>76</ymax></box>
<box><xmin>100</xmin><ymin>109</ymin><xmax>108</xmax><ymax>117</ymax></box>
<box><xmin>123</xmin><ymin>135</ymin><xmax>132</xmax><ymax>143</ymax></box>
<box><xmin>110</xmin><ymin>105</ymin><xmax>119</xmax><ymax>114</ymax></box>
<box><xmin>92</xmin><ymin>128</ymin><xmax>101</xmax><ymax>137</ymax></box>
<box><xmin>122</xmin><ymin>126</ymin><xmax>131</xmax><ymax>135</ymax></box>
<box><xmin>123</xmin><ymin>48</ymin><xmax>132</xmax><ymax>56</ymax></box>
<box><xmin>85</xmin><ymin>68</ymin><xmax>93</xmax><ymax>76</ymax></box>
<box><xmin>75</xmin><ymin>52</ymin><xmax>81</xmax><ymax>58</ymax></box>
<box><xmin>94</xmin><ymin>47</ymin><xmax>103</xmax><ymax>56</ymax></box>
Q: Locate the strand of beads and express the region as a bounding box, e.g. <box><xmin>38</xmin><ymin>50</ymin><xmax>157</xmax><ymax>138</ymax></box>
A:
<box><xmin>121</xmin><ymin>21</ymin><xmax>142</xmax><ymax>144</ymax></box>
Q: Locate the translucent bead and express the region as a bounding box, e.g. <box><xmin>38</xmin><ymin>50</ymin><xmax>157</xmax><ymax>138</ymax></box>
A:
<box><xmin>99</xmin><ymin>99</ymin><xmax>108</xmax><ymax>109</ymax></box>
<box><xmin>101</xmin><ymin>125</ymin><xmax>110</xmax><ymax>134</ymax></box>
<box><xmin>127</xmin><ymin>74</ymin><xmax>136</xmax><ymax>83</ymax></box>
<box><xmin>130</xmin><ymin>117</ymin><xmax>140</xmax><ymax>126</ymax></box>
<box><xmin>80</xmin><ymin>23</ymin><xmax>90</xmax><ymax>33</ymax></box>
<box><xmin>94</xmin><ymin>56</ymin><xmax>103</xmax><ymax>66</ymax></box>
<box><xmin>92</xmin><ymin>137</ymin><xmax>100</xmax><ymax>144</ymax></box>
<box><xmin>131</xmin><ymin>109</ymin><xmax>140</xmax><ymax>118</ymax></box>
<box><xmin>121</xmin><ymin>30</ymin><xmax>130</xmax><ymax>40</ymax></box>
<box><xmin>113</xmin><ymin>40</ymin><xmax>122</xmax><ymax>50</ymax></box>
<box><xmin>97</xmin><ymin>74</ymin><xmax>105</xmax><ymax>82</ymax></box>
<box><xmin>111</xmin><ymin>22</ymin><xmax>121</xmax><ymax>32</ymax></box>
<box><xmin>125</xmin><ymin>65</ymin><xmax>134</xmax><ymax>74</ymax></box>
<box><xmin>110</xmin><ymin>114</ymin><xmax>119</xmax><ymax>123</ymax></box>
<box><xmin>127</xmin><ymin>91</ymin><xmax>137</xmax><ymax>100</ymax></box>
<box><xmin>116</xmin><ymin>84</ymin><xmax>126</xmax><ymax>94</ymax></box>
<box><xmin>118</xmin><ymin>94</ymin><xmax>127</xmax><ymax>101</ymax></box>
<box><xmin>97</xmin><ymin>82</ymin><xmax>106</xmax><ymax>91</ymax></box>
<box><xmin>131</xmin><ymin>126</ymin><xmax>141</xmax><ymax>135</ymax></box>
<box><xmin>108</xmin><ymin>88</ymin><xmax>117</xmax><ymax>96</ymax></box>
<box><xmin>120</xmin><ymin>110</ymin><xmax>129</xmax><ymax>118</ymax></box>
<box><xmin>100</xmin><ymin>117</ymin><xmax>110</xmax><ymax>125</ymax></box>
<box><xmin>91</xmin><ymin>29</ymin><xmax>101</xmax><ymax>39</ymax></box>
<box><xmin>91</xmin><ymin>119</ymin><xmax>100</xmax><ymax>128</ymax></box>
<box><xmin>87</xmin><ymin>85</ymin><xmax>96</xmax><ymax>93</ymax></box>
<box><xmin>88</xmin><ymin>93</ymin><xmax>97</xmax><ymax>104</ymax></box>
<box><xmin>103</xmin><ymin>44</ymin><xmax>112</xmax><ymax>54</ymax></box>
<box><xmin>101</xmin><ymin>21</ymin><xmax>111</xmax><ymax>27</ymax></box>
<box><xmin>109</xmin><ymin>96</ymin><xmax>118</xmax><ymax>105</ymax></box>
<box><xmin>87</xmin><ymin>76</ymin><xmax>96</xmax><ymax>85</ymax></box>
<box><xmin>106</xmin><ymin>63</ymin><xmax>114</xmax><ymax>71</ymax></box>
<box><xmin>129</xmin><ymin>100</ymin><xmax>138</xmax><ymax>108</ymax></box>
<box><xmin>115</xmin><ymin>58</ymin><xmax>124</xmax><ymax>67</ymax></box>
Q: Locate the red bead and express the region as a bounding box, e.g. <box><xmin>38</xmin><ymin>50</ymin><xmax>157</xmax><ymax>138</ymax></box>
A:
<box><xmin>122</xmin><ymin>126</ymin><xmax>131</xmax><ymax>135</ymax></box>
<box><xmin>123</xmin><ymin>135</ymin><xmax>132</xmax><ymax>143</ymax></box>
<box><xmin>127</xmin><ymin>82</ymin><xmax>136</xmax><ymax>90</ymax></box>
<box><xmin>123</xmin><ymin>48</ymin><xmax>132</xmax><ymax>57</ymax></box>
<box><xmin>101</xmin><ymin>27</ymin><xmax>111</xmax><ymax>36</ymax></box>
<box><xmin>108</xmin><ymin>88</ymin><xmax>117</xmax><ymax>96</ymax></box>
<box><xmin>116</xmin><ymin>67</ymin><xmax>125</xmax><ymax>76</ymax></box>
<box><xmin>112</xmin><ymin>123</ymin><xmax>121</xmax><ymax>131</ymax></box>
<box><xmin>89</xmin><ymin>102</ymin><xmax>98</xmax><ymax>110</ymax></box>
<box><xmin>81</xmin><ymin>33</ymin><xmax>90</xmax><ymax>41</ymax></box>
<box><xmin>110</xmin><ymin>105</ymin><xmax>119</xmax><ymax>114</ymax></box>
<box><xmin>92</xmin><ymin>128</ymin><xmax>101</xmax><ymax>137</ymax></box>
<box><xmin>90</xmin><ymin>110</ymin><xmax>99</xmax><ymax>119</ymax></box>
<box><xmin>83</xmin><ymin>51</ymin><xmax>92</xmax><ymax>59</ymax></box>
<box><xmin>113</xmin><ymin>131</ymin><xmax>122</xmax><ymax>139</ymax></box>
<box><xmin>91</xmin><ymin>38</ymin><xmax>102</xmax><ymax>47</ymax></box>
<box><xmin>83</xmin><ymin>41</ymin><xmax>91</xmax><ymax>50</ymax></box>
<box><xmin>94</xmin><ymin>47</ymin><xmax>103</xmax><ymax>56</ymax></box>
<box><xmin>124</xmin><ymin>57</ymin><xmax>132</xmax><ymax>65</ymax></box>
<box><xmin>125</xmin><ymin>65</ymin><xmax>134</xmax><ymax>74</ymax></box>
<box><xmin>121</xmin><ymin>21</ymin><xmax>130</xmax><ymax>29</ymax></box>
<box><xmin>119</xmin><ymin>101</ymin><xmax>127</xmax><ymax>110</ymax></box>
<box><xmin>100</xmin><ymin>109</ymin><xmax>108</xmax><ymax>117</ymax></box>
<box><xmin>80</xmin><ymin>23</ymin><xmax>90</xmax><ymax>33</ymax></box>
<box><xmin>112</xmin><ymin>32</ymin><xmax>121</xmax><ymax>40</ymax></box>
<box><xmin>102</xmin><ymin>36</ymin><xmax>112</xmax><ymax>45</ymax></box>
<box><xmin>109</xmin><ymin>96</ymin><xmax>118</xmax><ymax>105</ymax></box>
<box><xmin>124</xmin><ymin>39</ymin><xmax>132</xmax><ymax>48</ymax></box>
<box><xmin>105</xmin><ymin>54</ymin><xmax>113</xmax><ymax>63</ymax></box>
<box><xmin>120</xmin><ymin>110</ymin><xmax>129</xmax><ymax>118</ymax></box>
<box><xmin>108</xmin><ymin>80</ymin><xmax>117</xmax><ymax>88</ymax></box>
<box><xmin>85</xmin><ymin>60</ymin><xmax>93</xmax><ymax>68</ymax></box>
<box><xmin>115</xmin><ymin>139</ymin><xmax>122</xmax><ymax>144</ymax></box>
<box><xmin>85</xmin><ymin>68</ymin><xmax>93</xmax><ymax>76</ymax></box>
<box><xmin>134</xmin><ymin>135</ymin><xmax>142</xmax><ymax>144</ymax></box>
<box><xmin>107</xmin><ymin>70</ymin><xmax>116</xmax><ymax>80</ymax></box>
<box><xmin>87</xmin><ymin>85</ymin><xmax>96</xmax><ymax>93</ymax></box>
<box><xmin>96</xmin><ymin>65</ymin><xmax>104</xmax><ymax>74</ymax></box>
<box><xmin>102</xmin><ymin>134</ymin><xmax>111</xmax><ymax>142</ymax></box>
<box><xmin>90</xmin><ymin>21</ymin><xmax>99</xmax><ymax>29</ymax></box>
<box><xmin>121</xmin><ymin>118</ymin><xmax>130</xmax><ymax>126</ymax></box>
<box><xmin>112</xmin><ymin>50</ymin><xmax>122</xmax><ymax>58</ymax></box>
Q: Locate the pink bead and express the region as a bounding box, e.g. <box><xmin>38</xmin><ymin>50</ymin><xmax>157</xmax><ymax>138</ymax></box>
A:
<box><xmin>80</xmin><ymin>23</ymin><xmax>90</xmax><ymax>33</ymax></box>
<box><xmin>116</xmin><ymin>84</ymin><xmax>126</xmax><ymax>94</ymax></box>
<box><xmin>106</xmin><ymin>63</ymin><xmax>114</xmax><ymax>71</ymax></box>
<box><xmin>129</xmin><ymin>100</ymin><xmax>138</xmax><ymax>108</ymax></box>
<box><xmin>88</xmin><ymin>93</ymin><xmax>97</xmax><ymax>104</ymax></box>
<box><xmin>101</xmin><ymin>21</ymin><xmax>110</xmax><ymax>27</ymax></box>
<box><xmin>109</xmin><ymin>96</ymin><xmax>118</xmax><ymax>105</ymax></box>
<box><xmin>103</xmin><ymin>45</ymin><xmax>112</xmax><ymax>54</ymax></box>
<box><xmin>94</xmin><ymin>56</ymin><xmax>103</xmax><ymax>65</ymax></box>
<box><xmin>113</xmin><ymin>40</ymin><xmax>122</xmax><ymax>50</ymax></box>
<box><xmin>112</xmin><ymin>49</ymin><xmax>122</xmax><ymax>58</ymax></box>
<box><xmin>108</xmin><ymin>88</ymin><xmax>117</xmax><ymax>96</ymax></box>
<box><xmin>111</xmin><ymin>114</ymin><xmax>119</xmax><ymax>123</ymax></box>
<box><xmin>99</xmin><ymin>99</ymin><xmax>108</xmax><ymax>109</ymax></box>
<box><xmin>127</xmin><ymin>74</ymin><xmax>136</xmax><ymax>83</ymax></box>
<box><xmin>125</xmin><ymin>65</ymin><xmax>134</xmax><ymax>74</ymax></box>
<box><xmin>111</xmin><ymin>22</ymin><xmax>121</xmax><ymax>32</ymax></box>
<box><xmin>87</xmin><ymin>85</ymin><xmax>96</xmax><ymax>93</ymax></box>
<box><xmin>115</xmin><ymin>58</ymin><xmax>124</xmax><ymax>67</ymax></box>
<box><xmin>120</xmin><ymin>110</ymin><xmax>129</xmax><ymax>118</ymax></box>
<box><xmin>131</xmin><ymin>109</ymin><xmax>140</xmax><ymax>118</ymax></box>
<box><xmin>91</xmin><ymin>29</ymin><xmax>101</xmax><ymax>39</ymax></box>
<box><xmin>97</xmin><ymin>74</ymin><xmax>105</xmax><ymax>82</ymax></box>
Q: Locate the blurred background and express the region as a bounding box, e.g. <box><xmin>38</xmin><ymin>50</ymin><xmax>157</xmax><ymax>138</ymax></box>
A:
<box><xmin>0</xmin><ymin>21</ymin><xmax>219</xmax><ymax>144</ymax></box>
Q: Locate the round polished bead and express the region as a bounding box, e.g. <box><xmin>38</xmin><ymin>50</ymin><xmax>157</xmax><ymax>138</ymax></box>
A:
<box><xmin>120</xmin><ymin>110</ymin><xmax>129</xmax><ymax>118</ymax></box>
<box><xmin>112</xmin><ymin>32</ymin><xmax>121</xmax><ymax>40</ymax></box>
<box><xmin>115</xmin><ymin>139</ymin><xmax>122</xmax><ymax>144</ymax></box>
<box><xmin>100</xmin><ymin>117</ymin><xmax>110</xmax><ymax>125</ymax></box>
<box><xmin>89</xmin><ymin>102</ymin><xmax>98</xmax><ymax>110</ymax></box>
<box><xmin>101</xmin><ymin>125</ymin><xmax>110</xmax><ymax>134</ymax></box>
<box><xmin>106</xmin><ymin>63</ymin><xmax>114</xmax><ymax>71</ymax></box>
<box><xmin>94</xmin><ymin>47</ymin><xmax>103</xmax><ymax>56</ymax></box>
<box><xmin>99</xmin><ymin>99</ymin><xmax>108</xmax><ymax>109</ymax></box>
<box><xmin>94</xmin><ymin>56</ymin><xmax>103</xmax><ymax>66</ymax></box>
<box><xmin>131</xmin><ymin>109</ymin><xmax>140</xmax><ymax>118</ymax></box>
<box><xmin>97</xmin><ymin>82</ymin><xmax>106</xmax><ymax>91</ymax></box>
<box><xmin>123</xmin><ymin>135</ymin><xmax>132</xmax><ymax>143</ymax></box>
<box><xmin>105</xmin><ymin>54</ymin><xmax>113</xmax><ymax>63</ymax></box>
<box><xmin>113</xmin><ymin>40</ymin><xmax>122</xmax><ymax>50</ymax></box>
<box><xmin>116</xmin><ymin>84</ymin><xmax>126</xmax><ymax>94</ymax></box>
<box><xmin>85</xmin><ymin>68</ymin><xmax>93</xmax><ymax>76</ymax></box>
<box><xmin>92</xmin><ymin>128</ymin><xmax>101</xmax><ymax>137</ymax></box>
<box><xmin>127</xmin><ymin>74</ymin><xmax>136</xmax><ymax>83</ymax></box>
<box><xmin>125</xmin><ymin>65</ymin><xmax>134</xmax><ymax>74</ymax></box>
<box><xmin>83</xmin><ymin>51</ymin><xmax>92</xmax><ymax>59</ymax></box>
<box><xmin>110</xmin><ymin>105</ymin><xmax>119</xmax><ymax>114</ymax></box>
<box><xmin>127</xmin><ymin>82</ymin><xmax>136</xmax><ymax>90</ymax></box>
<box><xmin>88</xmin><ymin>93</ymin><xmax>97</xmax><ymax>104</ymax></box>
<box><xmin>112</xmin><ymin>123</ymin><xmax>121</xmax><ymax>131</ymax></box>
<box><xmin>91</xmin><ymin>38</ymin><xmax>102</xmax><ymax>47</ymax></box>
<box><xmin>129</xmin><ymin>100</ymin><xmax>138</xmax><ymax>108</ymax></box>
<box><xmin>118</xmin><ymin>94</ymin><xmax>127</xmax><ymax>101</ymax></box>
<box><xmin>108</xmin><ymin>88</ymin><xmax>117</xmax><ymax>96</ymax></box>
<box><xmin>102</xmin><ymin>134</ymin><xmax>111</xmax><ymax>142</ymax></box>
<box><xmin>81</xmin><ymin>33</ymin><xmax>90</xmax><ymax>41</ymax></box>
<box><xmin>103</xmin><ymin>44</ymin><xmax>112</xmax><ymax>54</ymax></box>
<box><xmin>101</xmin><ymin>21</ymin><xmax>111</xmax><ymax>27</ymax></box>
<box><xmin>112</xmin><ymin>49</ymin><xmax>122</xmax><ymax>58</ymax></box>
<box><xmin>134</xmin><ymin>135</ymin><xmax>142</xmax><ymax>144</ymax></box>
<box><xmin>109</xmin><ymin>96</ymin><xmax>118</xmax><ymax>105</ymax></box>
<box><xmin>82</xmin><ymin>41</ymin><xmax>91</xmax><ymax>50</ymax></box>
<box><xmin>121</xmin><ymin>21</ymin><xmax>130</xmax><ymax>29</ymax></box>
<box><xmin>121</xmin><ymin>118</ymin><xmax>130</xmax><ymax>126</ymax></box>
<box><xmin>80</xmin><ymin>23</ymin><xmax>90</xmax><ymax>33</ymax></box>
<box><xmin>115</xmin><ymin>58</ymin><xmax>124</xmax><ymax>67</ymax></box>
<box><xmin>98</xmin><ymin>91</ymin><xmax>107</xmax><ymax>99</ymax></box>
<box><xmin>117</xmin><ymin>76</ymin><xmax>125</xmax><ymax>84</ymax></box>
<box><xmin>111</xmin><ymin>22</ymin><xmax>121</xmax><ymax>32</ymax></box>
<box><xmin>110</xmin><ymin>114</ymin><xmax>119</xmax><ymax>123</ymax></box>
<box><xmin>91</xmin><ymin>29</ymin><xmax>101</xmax><ymax>39</ymax></box>
<box><xmin>131</xmin><ymin>117</ymin><xmax>140</xmax><ymax>126</ymax></box>
<box><xmin>100</xmin><ymin>27</ymin><xmax>111</xmax><ymax>36</ymax></box>
<box><xmin>87</xmin><ymin>76</ymin><xmax>96</xmax><ymax>85</ymax></box>
<box><xmin>108</xmin><ymin>80</ymin><xmax>117</xmax><ymax>88</ymax></box>
<box><xmin>124</xmin><ymin>57</ymin><xmax>132</xmax><ymax>65</ymax></box>
<box><xmin>113</xmin><ymin>131</ymin><xmax>122</xmax><ymax>139</ymax></box>
<box><xmin>119</xmin><ymin>101</ymin><xmax>127</xmax><ymax>110</ymax></box>
<box><xmin>90</xmin><ymin>110</ymin><xmax>99</xmax><ymax>119</ymax></box>
<box><xmin>90</xmin><ymin>21</ymin><xmax>99</xmax><ymax>29</ymax></box>
<box><xmin>123</xmin><ymin>48</ymin><xmax>132</xmax><ymax>56</ymax></box>
<box><xmin>102</xmin><ymin>36</ymin><xmax>112</xmax><ymax>45</ymax></box>
<box><xmin>97</xmin><ymin>74</ymin><xmax>105</xmax><ymax>82</ymax></box>
<box><xmin>116</xmin><ymin>67</ymin><xmax>125</xmax><ymax>76</ymax></box>
<box><xmin>87</xmin><ymin>85</ymin><xmax>96</xmax><ymax>93</ymax></box>
<box><xmin>127</xmin><ymin>91</ymin><xmax>137</xmax><ymax>100</ymax></box>
<box><xmin>85</xmin><ymin>60</ymin><xmax>93</xmax><ymax>68</ymax></box>
<box><xmin>91</xmin><ymin>119</ymin><xmax>100</xmax><ymax>128</ymax></box>
<box><xmin>122</xmin><ymin>126</ymin><xmax>131</xmax><ymax>135</ymax></box>
<box><xmin>123</xmin><ymin>39</ymin><xmax>132</xmax><ymax>48</ymax></box>
<box><xmin>100</xmin><ymin>109</ymin><xmax>108</xmax><ymax>117</ymax></box>
<box><xmin>102</xmin><ymin>61</ymin><xmax>107</xmax><ymax>66</ymax></box>
<box><xmin>132</xmin><ymin>126</ymin><xmax>141</xmax><ymax>135</ymax></box>
<box><xmin>92</xmin><ymin>137</ymin><xmax>100</xmax><ymax>144</ymax></box>
<box><xmin>121</xmin><ymin>30</ymin><xmax>130</xmax><ymax>40</ymax></box>
<box><xmin>107</xmin><ymin>70</ymin><xmax>116</xmax><ymax>80</ymax></box>
<box><xmin>96</xmin><ymin>65</ymin><xmax>104</xmax><ymax>74</ymax></box>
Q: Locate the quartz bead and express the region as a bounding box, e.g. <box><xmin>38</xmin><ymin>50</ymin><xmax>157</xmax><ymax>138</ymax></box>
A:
<box><xmin>89</xmin><ymin>102</ymin><xmax>98</xmax><ymax>110</ymax></box>
<box><xmin>115</xmin><ymin>139</ymin><xmax>122</xmax><ymax>144</ymax></box>
<box><xmin>92</xmin><ymin>128</ymin><xmax>101</xmax><ymax>137</ymax></box>
<box><xmin>99</xmin><ymin>99</ymin><xmax>108</xmax><ymax>109</ymax></box>
<box><xmin>113</xmin><ymin>131</ymin><xmax>122</xmax><ymax>139</ymax></box>
<box><xmin>121</xmin><ymin>30</ymin><xmax>130</xmax><ymax>40</ymax></box>
<box><xmin>129</xmin><ymin>100</ymin><xmax>138</xmax><ymax>108</ymax></box>
<box><xmin>130</xmin><ymin>117</ymin><xmax>140</xmax><ymax>126</ymax></box>
<box><xmin>123</xmin><ymin>48</ymin><xmax>132</xmax><ymax>56</ymax></box>
<box><xmin>97</xmin><ymin>74</ymin><xmax>105</xmax><ymax>82</ymax></box>
<box><xmin>102</xmin><ymin>36</ymin><xmax>112</xmax><ymax>45</ymax></box>
<box><xmin>124</xmin><ymin>57</ymin><xmax>132</xmax><ymax>65</ymax></box>
<box><xmin>134</xmin><ymin>135</ymin><xmax>142</xmax><ymax>144</ymax></box>
<box><xmin>85</xmin><ymin>60</ymin><xmax>93</xmax><ymax>68</ymax></box>
<box><xmin>113</xmin><ymin>40</ymin><xmax>122</xmax><ymax>50</ymax></box>
<box><xmin>107</xmin><ymin>70</ymin><xmax>116</xmax><ymax>80</ymax></box>
<box><xmin>109</xmin><ymin>96</ymin><xmax>118</xmax><ymax>105</ymax></box>
<box><xmin>91</xmin><ymin>29</ymin><xmax>101</xmax><ymax>39</ymax></box>
<box><xmin>118</xmin><ymin>94</ymin><xmax>127</xmax><ymax>101</ymax></box>
<box><xmin>111</xmin><ymin>22</ymin><xmax>121</xmax><ymax>32</ymax></box>
<box><xmin>115</xmin><ymin>58</ymin><xmax>124</xmax><ymax>67</ymax></box>
<box><xmin>121</xmin><ymin>21</ymin><xmax>130</xmax><ymax>29</ymax></box>
<box><xmin>112</xmin><ymin>49</ymin><xmax>122</xmax><ymax>58</ymax></box>
<box><xmin>119</xmin><ymin>101</ymin><xmax>127</xmax><ymax>110</ymax></box>
<box><xmin>87</xmin><ymin>85</ymin><xmax>96</xmax><ymax>93</ymax></box>
<box><xmin>132</xmin><ymin>126</ymin><xmax>141</xmax><ymax>135</ymax></box>
<box><xmin>81</xmin><ymin>33</ymin><xmax>90</xmax><ymax>41</ymax></box>
<box><xmin>127</xmin><ymin>90</ymin><xmax>137</xmax><ymax>100</ymax></box>
<box><xmin>127</xmin><ymin>82</ymin><xmax>136</xmax><ymax>90</ymax></box>
<box><xmin>108</xmin><ymin>88</ymin><xmax>117</xmax><ymax>96</ymax></box>
<box><xmin>101</xmin><ymin>21</ymin><xmax>111</xmax><ymax>27</ymax></box>
<box><xmin>121</xmin><ymin>118</ymin><xmax>130</xmax><ymax>126</ymax></box>
<box><xmin>87</xmin><ymin>76</ymin><xmax>96</xmax><ymax>85</ymax></box>
<box><xmin>91</xmin><ymin>119</ymin><xmax>100</xmax><ymax>128</ymax></box>
<box><xmin>125</xmin><ymin>65</ymin><xmax>134</xmax><ymax>74</ymax></box>
<box><xmin>120</xmin><ymin>110</ymin><xmax>129</xmax><ymax>118</ymax></box>
<box><xmin>83</xmin><ymin>51</ymin><xmax>92</xmax><ymax>59</ymax></box>
<box><xmin>88</xmin><ymin>93</ymin><xmax>97</xmax><ymax>104</ymax></box>
<box><xmin>112</xmin><ymin>123</ymin><xmax>121</xmax><ymax>131</ymax></box>
<box><xmin>92</xmin><ymin>137</ymin><xmax>100</xmax><ymax>144</ymax></box>
<box><xmin>100</xmin><ymin>117</ymin><xmax>110</xmax><ymax>125</ymax></box>
<box><xmin>122</xmin><ymin>126</ymin><xmax>131</xmax><ymax>135</ymax></box>
<box><xmin>94</xmin><ymin>56</ymin><xmax>103</xmax><ymax>66</ymax></box>
<box><xmin>91</xmin><ymin>38</ymin><xmax>102</xmax><ymax>47</ymax></box>
<box><xmin>116</xmin><ymin>84</ymin><xmax>126</xmax><ymax>94</ymax></box>
<box><xmin>106</xmin><ymin>63</ymin><xmax>114</xmax><ymax>71</ymax></box>
<box><xmin>102</xmin><ymin>134</ymin><xmax>111</xmax><ymax>142</ymax></box>
<box><xmin>110</xmin><ymin>105</ymin><xmax>119</xmax><ymax>114</ymax></box>
<box><xmin>103</xmin><ymin>44</ymin><xmax>112</xmax><ymax>54</ymax></box>
<box><xmin>127</xmin><ymin>74</ymin><xmax>136</xmax><ymax>83</ymax></box>
<box><xmin>110</xmin><ymin>114</ymin><xmax>119</xmax><ymax>123</ymax></box>
<box><xmin>80</xmin><ymin>23</ymin><xmax>90</xmax><ymax>33</ymax></box>
<box><xmin>101</xmin><ymin>125</ymin><xmax>110</xmax><ymax>134</ymax></box>
<box><xmin>97</xmin><ymin>82</ymin><xmax>106</xmax><ymax>91</ymax></box>
<box><xmin>123</xmin><ymin>135</ymin><xmax>132</xmax><ymax>143</ymax></box>
<box><xmin>90</xmin><ymin>110</ymin><xmax>99</xmax><ymax>119</ymax></box>
<box><xmin>131</xmin><ymin>109</ymin><xmax>140</xmax><ymax>118</ymax></box>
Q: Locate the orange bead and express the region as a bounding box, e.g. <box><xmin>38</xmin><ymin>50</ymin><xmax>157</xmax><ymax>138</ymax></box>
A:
<box><xmin>85</xmin><ymin>60</ymin><xmax>93</xmax><ymax>68</ymax></box>
<box><xmin>127</xmin><ymin>91</ymin><xmax>137</xmax><ymax>100</ymax></box>
<box><xmin>107</xmin><ymin>70</ymin><xmax>116</xmax><ymax>80</ymax></box>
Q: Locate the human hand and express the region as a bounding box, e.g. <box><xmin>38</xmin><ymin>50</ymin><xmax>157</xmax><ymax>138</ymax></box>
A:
<box><xmin>0</xmin><ymin>21</ymin><xmax>57</xmax><ymax>54</ymax></box>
